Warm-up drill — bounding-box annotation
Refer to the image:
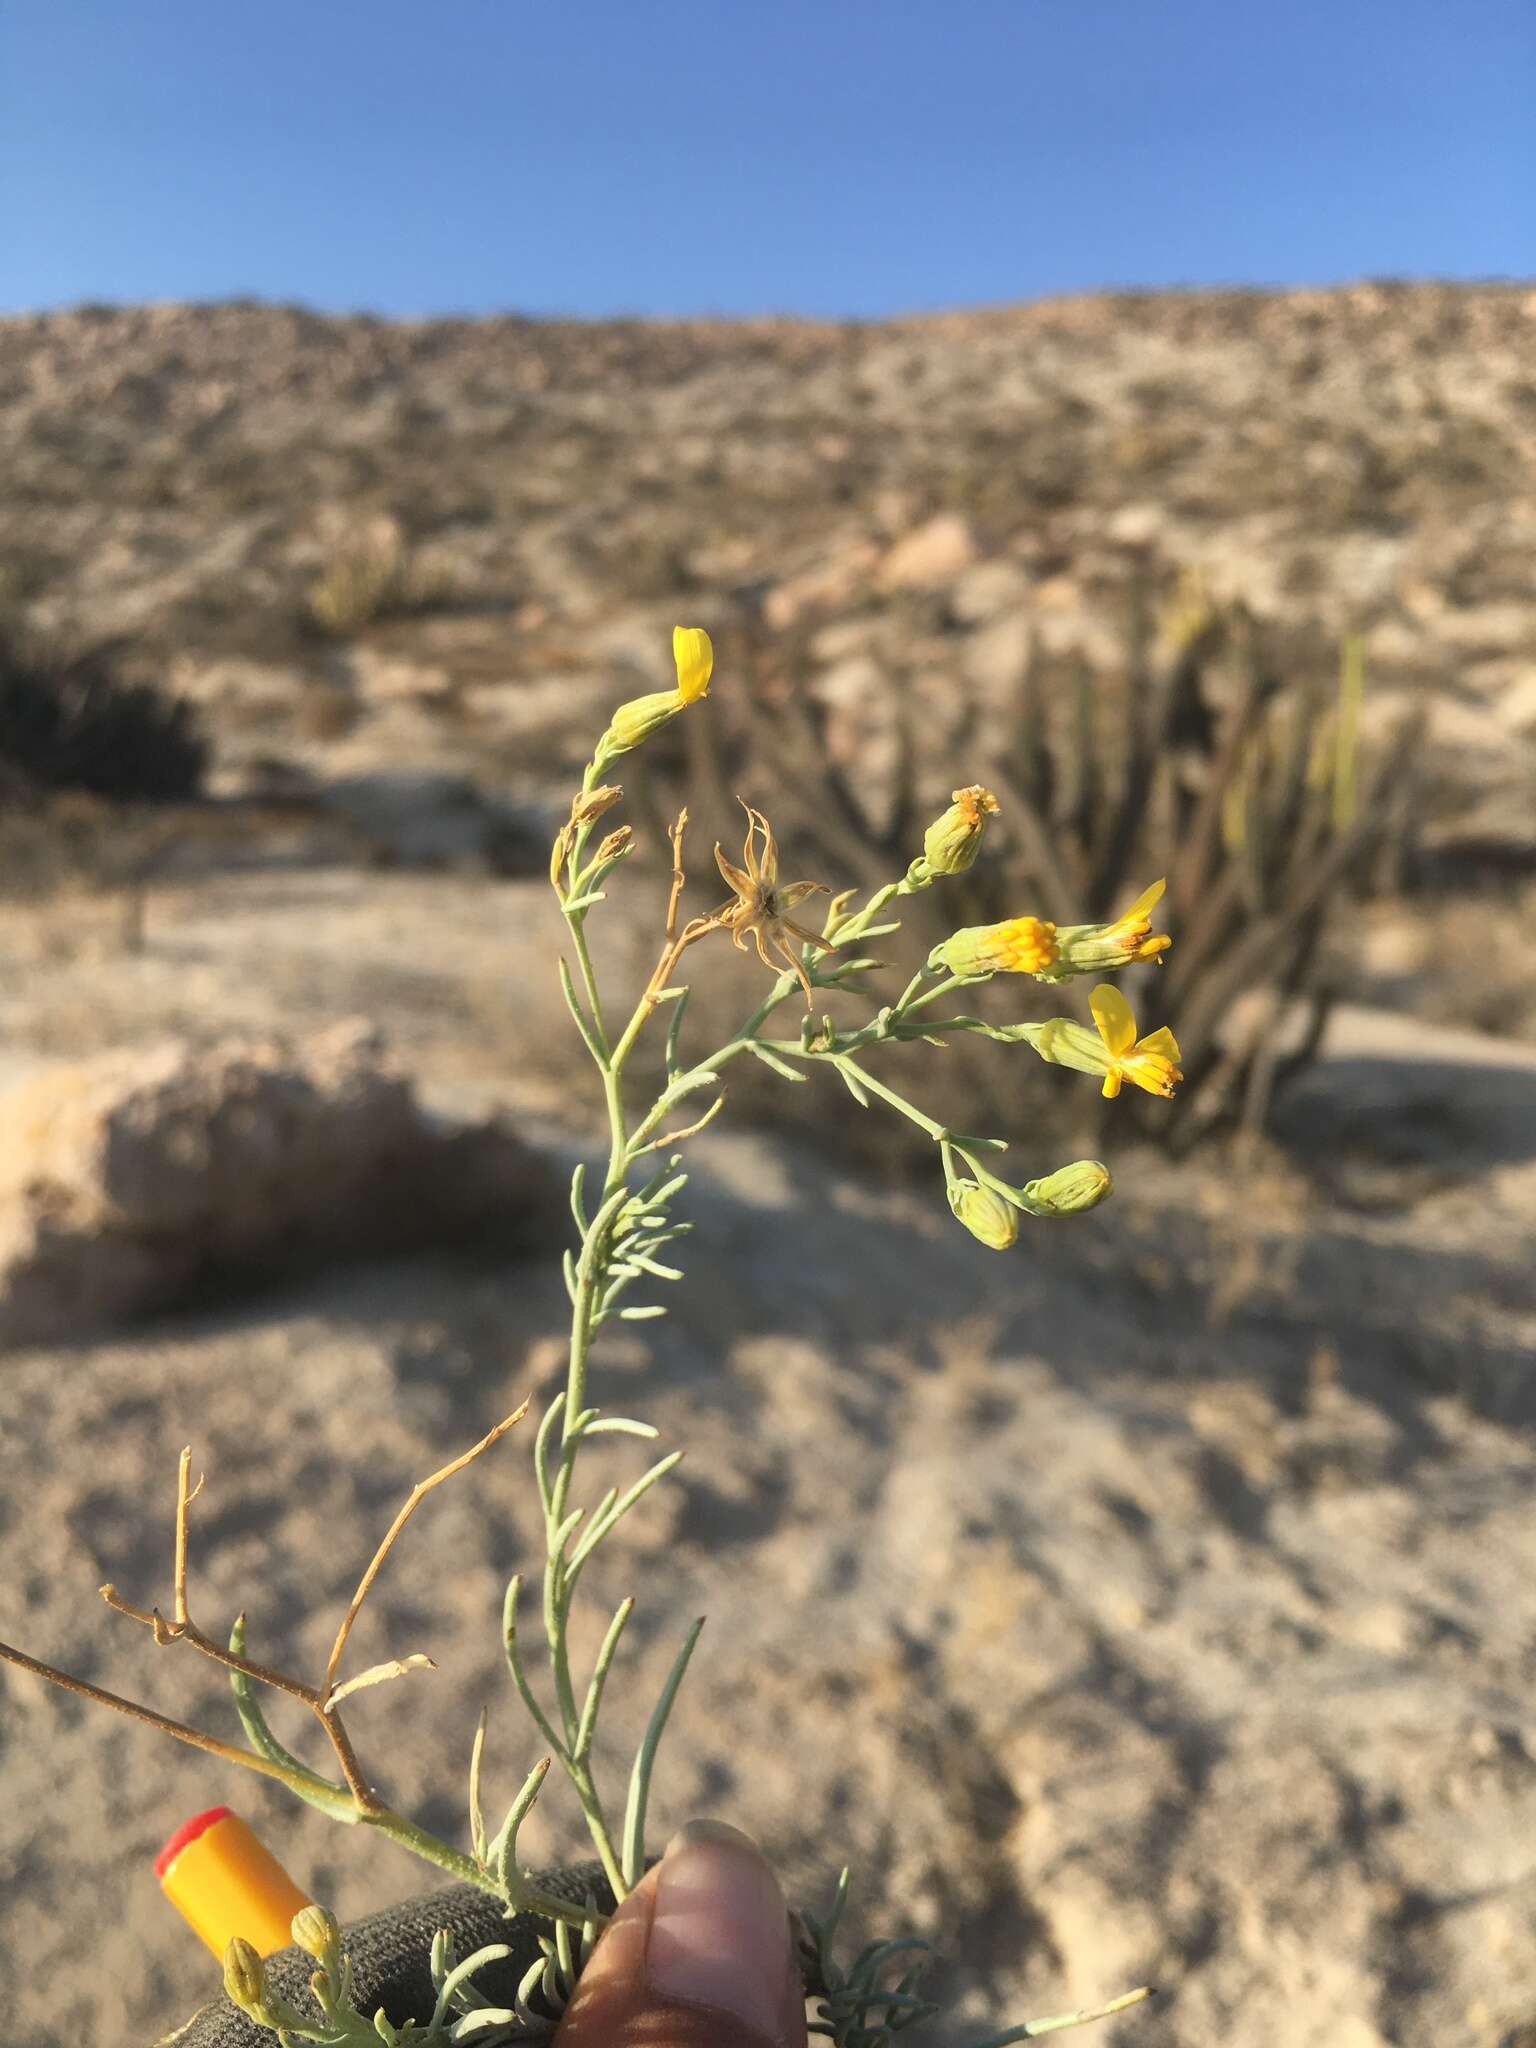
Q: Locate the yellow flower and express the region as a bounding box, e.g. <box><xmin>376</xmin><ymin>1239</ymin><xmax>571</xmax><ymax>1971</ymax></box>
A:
<box><xmin>1042</xmin><ymin>879</ymin><xmax>1172</xmax><ymax>981</ymax></box>
<box><xmin>917</xmin><ymin>785</ymin><xmax>999</xmax><ymax>878</ymax></box>
<box><xmin>1088</xmin><ymin>984</ymin><xmax>1182</xmax><ymax>1100</ymax></box>
<box><xmin>948</xmin><ymin>1179</ymin><xmax>1019</xmax><ymax>1250</ymax></box>
<box><xmin>595</xmin><ymin>627</ymin><xmax>714</xmax><ymax>766</ymax></box>
<box><xmin>672</xmin><ymin>625</ymin><xmax>714</xmax><ymax>703</ymax></box>
<box><xmin>936</xmin><ymin>915</ymin><xmax>1058</xmax><ymax>978</ymax></box>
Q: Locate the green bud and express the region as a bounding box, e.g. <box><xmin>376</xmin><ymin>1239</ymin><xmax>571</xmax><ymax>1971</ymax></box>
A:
<box><xmin>947</xmin><ymin>1179</ymin><xmax>1019</xmax><ymax>1250</ymax></box>
<box><xmin>1022</xmin><ymin>1159</ymin><xmax>1113</xmax><ymax>1216</ymax></box>
<box><xmin>920</xmin><ymin>784</ymin><xmax>999</xmax><ymax>878</ymax></box>
<box><xmin>595</xmin><ymin>688</ymin><xmax>684</xmax><ymax>767</ymax></box>
<box><xmin>223</xmin><ymin>1938</ymin><xmax>271</xmax><ymax>2018</ymax></box>
<box><xmin>291</xmin><ymin>1904</ymin><xmax>342</xmax><ymax>1964</ymax></box>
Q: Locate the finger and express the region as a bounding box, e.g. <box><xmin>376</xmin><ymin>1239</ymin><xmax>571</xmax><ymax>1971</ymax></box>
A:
<box><xmin>556</xmin><ymin>1822</ymin><xmax>807</xmax><ymax>2048</ymax></box>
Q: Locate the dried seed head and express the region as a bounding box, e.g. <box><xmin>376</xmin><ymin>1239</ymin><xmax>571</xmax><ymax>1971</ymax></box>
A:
<box><xmin>597</xmin><ymin>826</ymin><xmax>635</xmax><ymax>863</ymax></box>
<box><xmin>572</xmin><ymin>784</ymin><xmax>623</xmax><ymax>826</ymax></box>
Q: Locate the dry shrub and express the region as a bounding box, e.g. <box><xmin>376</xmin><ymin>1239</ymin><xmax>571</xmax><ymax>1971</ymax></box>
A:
<box><xmin>0</xmin><ymin>623</ymin><xmax>206</xmax><ymax>804</ymax></box>
<box><xmin>304</xmin><ymin>515</ymin><xmax>456</xmax><ymax>639</ymax></box>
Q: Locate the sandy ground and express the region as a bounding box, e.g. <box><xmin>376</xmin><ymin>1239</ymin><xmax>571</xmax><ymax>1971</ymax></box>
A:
<box><xmin>0</xmin><ymin>868</ymin><xmax>1534</xmax><ymax>2047</ymax></box>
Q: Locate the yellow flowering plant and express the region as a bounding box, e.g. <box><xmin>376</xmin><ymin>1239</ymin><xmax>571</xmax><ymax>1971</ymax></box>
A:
<box><xmin>0</xmin><ymin>627</ymin><xmax>1174</xmax><ymax>2047</ymax></box>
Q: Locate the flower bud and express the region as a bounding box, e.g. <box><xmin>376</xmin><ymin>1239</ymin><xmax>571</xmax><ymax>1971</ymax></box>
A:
<box><xmin>1040</xmin><ymin>879</ymin><xmax>1171</xmax><ymax>981</ymax></box>
<box><xmin>1022</xmin><ymin>1159</ymin><xmax>1113</xmax><ymax>1216</ymax></box>
<box><xmin>596</xmin><ymin>688</ymin><xmax>685</xmax><ymax>765</ymax></box>
<box><xmin>593</xmin><ymin>630</ymin><xmax>714</xmax><ymax>767</ymax></box>
<box><xmin>291</xmin><ymin>1904</ymin><xmax>341</xmax><ymax>1964</ymax></box>
<box><xmin>918</xmin><ymin>785</ymin><xmax>999</xmax><ymax>878</ymax></box>
<box><xmin>934</xmin><ymin>916</ymin><xmax>1058</xmax><ymax>978</ymax></box>
<box><xmin>223</xmin><ymin>1938</ymin><xmax>272</xmax><ymax>2018</ymax></box>
<box><xmin>948</xmin><ymin>1179</ymin><xmax>1019</xmax><ymax>1250</ymax></box>
<box><xmin>596</xmin><ymin>826</ymin><xmax>634</xmax><ymax>864</ymax></box>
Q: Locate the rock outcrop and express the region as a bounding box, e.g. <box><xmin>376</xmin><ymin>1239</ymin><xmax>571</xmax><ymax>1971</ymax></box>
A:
<box><xmin>0</xmin><ymin>1023</ymin><xmax>558</xmax><ymax>1343</ymax></box>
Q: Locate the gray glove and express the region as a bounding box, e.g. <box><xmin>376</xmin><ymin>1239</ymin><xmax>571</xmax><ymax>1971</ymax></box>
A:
<box><xmin>156</xmin><ymin>1864</ymin><xmax>612</xmax><ymax>2047</ymax></box>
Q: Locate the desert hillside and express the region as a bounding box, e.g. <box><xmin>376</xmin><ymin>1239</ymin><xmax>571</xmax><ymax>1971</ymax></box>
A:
<box><xmin>1</xmin><ymin>286</ymin><xmax>1534</xmax><ymax>2048</ymax></box>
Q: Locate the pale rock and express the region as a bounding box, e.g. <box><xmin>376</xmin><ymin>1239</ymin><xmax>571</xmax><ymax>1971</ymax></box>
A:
<box><xmin>1433</xmin><ymin>601</ymin><xmax>1533</xmax><ymax>655</ymax></box>
<box><xmin>0</xmin><ymin>1025</ymin><xmax>558</xmax><ymax>1344</ymax></box>
<box><xmin>763</xmin><ymin>539</ymin><xmax>880</xmax><ymax>629</ymax></box>
<box><xmin>345</xmin><ymin>647</ymin><xmax>454</xmax><ymax>704</ymax></box>
<box><xmin>1497</xmin><ymin>667</ymin><xmax>1536</xmax><ymax>734</ymax></box>
<box><xmin>1030</xmin><ymin>571</ymin><xmax>1082</xmax><ymax>612</ymax></box>
<box><xmin>947</xmin><ymin>558</ymin><xmax>1031</xmax><ymax>626</ymax></box>
<box><xmin>1362</xmin><ymin>615</ymin><xmax>1425</xmax><ymax>668</ymax></box>
<box><xmin>168</xmin><ymin>654</ymin><xmax>298</xmax><ymax>715</ymax></box>
<box><xmin>1426</xmin><ymin>695</ymin><xmax>1512</xmax><ymax>755</ymax></box>
<box><xmin>962</xmin><ymin>611</ymin><xmax>1033</xmax><ymax>697</ymax></box>
<box><xmin>809</xmin><ymin>614</ymin><xmax>882</xmax><ymax>666</ymax></box>
<box><xmin>1034</xmin><ymin>605</ymin><xmax>1124</xmax><ymax>667</ymax></box>
<box><xmin>875</xmin><ymin>513</ymin><xmax>979</xmax><ymax>592</ymax></box>
<box><xmin>1106</xmin><ymin>501</ymin><xmax>1166</xmax><ymax>546</ymax></box>
<box><xmin>810</xmin><ymin>653</ymin><xmax>902</xmax><ymax>834</ymax></box>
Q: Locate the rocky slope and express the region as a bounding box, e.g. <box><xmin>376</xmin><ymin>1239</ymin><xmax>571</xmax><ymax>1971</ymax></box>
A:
<box><xmin>2</xmin><ymin>285</ymin><xmax>1533</xmax><ymax>864</ymax></box>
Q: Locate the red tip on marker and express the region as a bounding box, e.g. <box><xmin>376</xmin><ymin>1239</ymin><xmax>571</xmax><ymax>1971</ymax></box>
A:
<box><xmin>155</xmin><ymin>1805</ymin><xmax>233</xmax><ymax>1880</ymax></box>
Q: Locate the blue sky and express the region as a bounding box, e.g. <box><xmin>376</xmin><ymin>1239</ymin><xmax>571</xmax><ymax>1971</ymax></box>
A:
<box><xmin>3</xmin><ymin>0</ymin><xmax>1531</xmax><ymax>319</ymax></box>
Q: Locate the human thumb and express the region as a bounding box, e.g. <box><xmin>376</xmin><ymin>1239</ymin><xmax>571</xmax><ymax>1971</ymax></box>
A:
<box><xmin>555</xmin><ymin>1822</ymin><xmax>808</xmax><ymax>2048</ymax></box>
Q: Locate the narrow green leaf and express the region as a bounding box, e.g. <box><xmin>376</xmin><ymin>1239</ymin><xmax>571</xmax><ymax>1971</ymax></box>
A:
<box><xmin>558</xmin><ymin>957</ymin><xmax>607</xmax><ymax>1067</ymax></box>
<box><xmin>227</xmin><ymin>1615</ymin><xmax>355</xmax><ymax>1822</ymax></box>
<box><xmin>567</xmin><ymin>1450</ymin><xmax>684</xmax><ymax>1577</ymax></box>
<box><xmin>573</xmin><ymin>1596</ymin><xmax>636</xmax><ymax>1762</ymax></box>
<box><xmin>835</xmin><ymin>1062</ymin><xmax>871</xmax><ymax>1108</ymax></box>
<box><xmin>748</xmin><ymin>1042</ymin><xmax>809</xmax><ymax>1083</ymax></box>
<box><xmin>621</xmin><ymin>1617</ymin><xmax>705</xmax><ymax>1886</ymax></box>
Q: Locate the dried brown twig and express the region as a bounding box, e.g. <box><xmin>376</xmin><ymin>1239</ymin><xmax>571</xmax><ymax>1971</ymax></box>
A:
<box><xmin>3</xmin><ymin>1406</ymin><xmax>528</xmax><ymax>1831</ymax></box>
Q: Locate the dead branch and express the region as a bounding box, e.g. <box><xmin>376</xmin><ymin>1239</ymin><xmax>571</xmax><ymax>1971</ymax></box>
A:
<box><xmin>664</xmin><ymin>808</ymin><xmax>689</xmax><ymax>947</ymax></box>
<box><xmin>64</xmin><ymin>1404</ymin><xmax>529</xmax><ymax>1818</ymax></box>
<box><xmin>322</xmin><ymin>1401</ymin><xmax>529</xmax><ymax>1706</ymax></box>
<box><xmin>0</xmin><ymin>1637</ymin><xmax>305</xmax><ymax>1790</ymax></box>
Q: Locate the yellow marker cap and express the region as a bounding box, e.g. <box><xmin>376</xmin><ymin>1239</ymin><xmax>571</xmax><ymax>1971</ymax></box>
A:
<box><xmin>155</xmin><ymin>1806</ymin><xmax>311</xmax><ymax>1957</ymax></box>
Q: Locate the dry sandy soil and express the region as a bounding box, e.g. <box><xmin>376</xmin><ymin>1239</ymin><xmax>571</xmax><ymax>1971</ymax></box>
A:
<box><xmin>0</xmin><ymin>287</ymin><xmax>1534</xmax><ymax>2047</ymax></box>
<box><xmin>0</xmin><ymin>867</ymin><xmax>1533</xmax><ymax>2048</ymax></box>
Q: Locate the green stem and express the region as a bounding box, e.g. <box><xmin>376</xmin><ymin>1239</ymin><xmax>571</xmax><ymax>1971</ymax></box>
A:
<box><xmin>569</xmin><ymin>918</ymin><xmax>612</xmax><ymax>1063</ymax></box>
<box><xmin>832</xmin><ymin>1056</ymin><xmax>947</xmax><ymax>1140</ymax></box>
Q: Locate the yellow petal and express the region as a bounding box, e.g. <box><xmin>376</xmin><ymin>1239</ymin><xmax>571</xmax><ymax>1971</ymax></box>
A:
<box><xmin>1089</xmin><ymin>983</ymin><xmax>1137</xmax><ymax>1058</ymax></box>
<box><xmin>1136</xmin><ymin>1024</ymin><xmax>1181</xmax><ymax>1062</ymax></box>
<box><xmin>1101</xmin><ymin>1069</ymin><xmax>1123</xmax><ymax>1099</ymax></box>
<box><xmin>1119</xmin><ymin>877</ymin><xmax>1167</xmax><ymax>923</ymax></box>
<box><xmin>673</xmin><ymin>626</ymin><xmax>713</xmax><ymax>703</ymax></box>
